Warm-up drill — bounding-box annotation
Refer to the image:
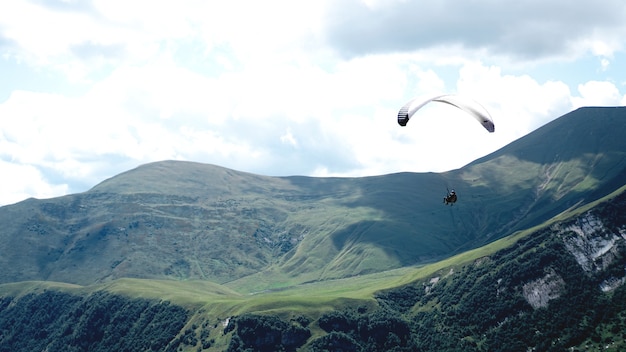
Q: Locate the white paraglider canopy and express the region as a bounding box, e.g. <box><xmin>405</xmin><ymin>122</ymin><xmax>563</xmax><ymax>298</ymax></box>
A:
<box><xmin>398</xmin><ymin>94</ymin><xmax>495</xmax><ymax>133</ymax></box>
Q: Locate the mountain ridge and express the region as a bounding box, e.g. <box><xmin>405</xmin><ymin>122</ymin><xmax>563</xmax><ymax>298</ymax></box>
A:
<box><xmin>0</xmin><ymin>106</ymin><xmax>625</xmax><ymax>290</ymax></box>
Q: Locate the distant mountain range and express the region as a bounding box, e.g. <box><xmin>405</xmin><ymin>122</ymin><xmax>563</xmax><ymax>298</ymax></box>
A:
<box><xmin>1</xmin><ymin>106</ymin><xmax>626</xmax><ymax>351</ymax></box>
<box><xmin>1</xmin><ymin>107</ymin><xmax>625</xmax><ymax>290</ymax></box>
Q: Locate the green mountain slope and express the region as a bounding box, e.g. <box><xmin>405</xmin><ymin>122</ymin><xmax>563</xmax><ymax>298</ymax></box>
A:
<box><xmin>2</xmin><ymin>182</ymin><xmax>626</xmax><ymax>351</ymax></box>
<box><xmin>459</xmin><ymin>106</ymin><xmax>626</xmax><ymax>238</ymax></box>
<box><xmin>0</xmin><ymin>107</ymin><xmax>625</xmax><ymax>291</ymax></box>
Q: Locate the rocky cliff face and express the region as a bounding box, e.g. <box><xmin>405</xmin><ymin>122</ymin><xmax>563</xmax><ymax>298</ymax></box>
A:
<box><xmin>560</xmin><ymin>213</ymin><xmax>625</xmax><ymax>272</ymax></box>
<box><xmin>559</xmin><ymin>212</ymin><xmax>626</xmax><ymax>290</ymax></box>
<box><xmin>519</xmin><ymin>210</ymin><xmax>626</xmax><ymax>309</ymax></box>
<box><xmin>522</xmin><ymin>267</ymin><xmax>566</xmax><ymax>309</ymax></box>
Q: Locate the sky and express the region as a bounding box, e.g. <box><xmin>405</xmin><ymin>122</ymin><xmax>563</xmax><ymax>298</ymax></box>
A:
<box><xmin>1</xmin><ymin>0</ymin><xmax>626</xmax><ymax>206</ymax></box>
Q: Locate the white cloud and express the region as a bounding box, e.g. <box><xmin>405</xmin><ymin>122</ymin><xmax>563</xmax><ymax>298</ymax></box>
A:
<box><xmin>573</xmin><ymin>81</ymin><xmax>623</xmax><ymax>107</ymax></box>
<box><xmin>0</xmin><ymin>0</ymin><xmax>625</xmax><ymax>205</ymax></box>
<box><xmin>280</xmin><ymin>128</ymin><xmax>298</xmax><ymax>147</ymax></box>
<box><xmin>321</xmin><ymin>0</ymin><xmax>626</xmax><ymax>64</ymax></box>
<box><xmin>457</xmin><ymin>63</ymin><xmax>573</xmax><ymax>136</ymax></box>
<box><xmin>0</xmin><ymin>160</ymin><xmax>68</xmax><ymax>205</ymax></box>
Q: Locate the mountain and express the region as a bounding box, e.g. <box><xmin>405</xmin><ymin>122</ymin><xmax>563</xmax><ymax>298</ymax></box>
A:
<box><xmin>1</xmin><ymin>107</ymin><xmax>625</xmax><ymax>291</ymax></box>
<box><xmin>1</xmin><ymin>161</ymin><xmax>625</xmax><ymax>351</ymax></box>
<box><xmin>1</xmin><ymin>106</ymin><xmax>626</xmax><ymax>351</ymax></box>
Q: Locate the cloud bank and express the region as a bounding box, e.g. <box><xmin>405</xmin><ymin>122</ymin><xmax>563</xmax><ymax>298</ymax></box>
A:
<box><xmin>1</xmin><ymin>0</ymin><xmax>625</xmax><ymax>205</ymax></box>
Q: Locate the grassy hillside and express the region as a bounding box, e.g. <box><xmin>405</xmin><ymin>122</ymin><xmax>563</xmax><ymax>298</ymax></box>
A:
<box><xmin>0</xmin><ymin>107</ymin><xmax>625</xmax><ymax>293</ymax></box>
<box><xmin>460</xmin><ymin>106</ymin><xmax>626</xmax><ymax>235</ymax></box>
<box><xmin>2</xmin><ymin>183</ymin><xmax>626</xmax><ymax>351</ymax></box>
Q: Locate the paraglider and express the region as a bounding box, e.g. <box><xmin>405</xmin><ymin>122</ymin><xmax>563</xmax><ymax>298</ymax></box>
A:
<box><xmin>397</xmin><ymin>94</ymin><xmax>494</xmax><ymax>205</ymax></box>
<box><xmin>444</xmin><ymin>189</ymin><xmax>457</xmax><ymax>205</ymax></box>
<box><xmin>397</xmin><ymin>94</ymin><xmax>495</xmax><ymax>133</ymax></box>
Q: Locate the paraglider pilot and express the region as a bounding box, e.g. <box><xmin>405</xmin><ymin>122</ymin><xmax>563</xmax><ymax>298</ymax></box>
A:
<box><xmin>444</xmin><ymin>189</ymin><xmax>457</xmax><ymax>205</ymax></box>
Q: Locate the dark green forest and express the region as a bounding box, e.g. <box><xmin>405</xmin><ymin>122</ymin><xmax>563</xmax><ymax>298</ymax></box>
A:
<box><xmin>0</xmin><ymin>291</ymin><xmax>188</xmax><ymax>352</ymax></box>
